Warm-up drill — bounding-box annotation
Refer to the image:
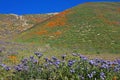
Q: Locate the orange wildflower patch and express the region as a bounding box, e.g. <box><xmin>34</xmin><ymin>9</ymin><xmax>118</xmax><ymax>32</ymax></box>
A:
<box><xmin>8</xmin><ymin>55</ymin><xmax>17</xmax><ymax>60</ymax></box>
<box><xmin>45</xmin><ymin>10</ymin><xmax>71</xmax><ymax>27</ymax></box>
<box><xmin>110</xmin><ymin>21</ymin><xmax>119</xmax><ymax>25</ymax></box>
<box><xmin>117</xmin><ymin>8</ymin><xmax>120</xmax><ymax>12</ymax></box>
<box><xmin>46</xmin><ymin>14</ymin><xmax>67</xmax><ymax>27</ymax></box>
<box><xmin>46</xmin><ymin>18</ymin><xmax>66</xmax><ymax>27</ymax></box>
<box><xmin>8</xmin><ymin>55</ymin><xmax>17</xmax><ymax>64</ymax></box>
<box><xmin>54</xmin><ymin>31</ymin><xmax>62</xmax><ymax>36</ymax></box>
<box><xmin>59</xmin><ymin>10</ymin><xmax>70</xmax><ymax>15</ymax></box>
<box><xmin>112</xmin><ymin>76</ymin><xmax>117</xmax><ymax>80</ymax></box>
<box><xmin>96</xmin><ymin>10</ymin><xmax>119</xmax><ymax>25</ymax></box>
<box><xmin>36</xmin><ymin>29</ymin><xmax>48</xmax><ymax>35</ymax></box>
<box><xmin>62</xmin><ymin>9</ymin><xmax>74</xmax><ymax>15</ymax></box>
<box><xmin>46</xmin><ymin>21</ymin><xmax>57</xmax><ymax>27</ymax></box>
<box><xmin>104</xmin><ymin>19</ymin><xmax>119</xmax><ymax>25</ymax></box>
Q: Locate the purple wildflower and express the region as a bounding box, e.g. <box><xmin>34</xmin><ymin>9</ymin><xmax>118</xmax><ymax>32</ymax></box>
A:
<box><xmin>89</xmin><ymin>60</ymin><xmax>95</xmax><ymax>66</ymax></box>
<box><xmin>37</xmin><ymin>53</ymin><xmax>43</xmax><ymax>58</ymax></box>
<box><xmin>14</xmin><ymin>65</ymin><xmax>22</xmax><ymax>72</ymax></box>
<box><xmin>100</xmin><ymin>72</ymin><xmax>106</xmax><ymax>80</ymax></box>
<box><xmin>30</xmin><ymin>56</ymin><xmax>34</xmax><ymax>60</ymax></box>
<box><xmin>44</xmin><ymin>57</ymin><xmax>49</xmax><ymax>62</ymax></box>
<box><xmin>68</xmin><ymin>60</ymin><xmax>76</xmax><ymax>67</ymax></box>
<box><xmin>116</xmin><ymin>59</ymin><xmax>120</xmax><ymax>64</ymax></box>
<box><xmin>4</xmin><ymin>66</ymin><xmax>11</xmax><ymax>71</ymax></box>
<box><xmin>48</xmin><ymin>60</ymin><xmax>53</xmax><ymax>65</ymax></box>
<box><xmin>32</xmin><ymin>59</ymin><xmax>38</xmax><ymax>64</ymax></box>
<box><xmin>34</xmin><ymin>52</ymin><xmax>39</xmax><ymax>56</ymax></box>
<box><xmin>55</xmin><ymin>60</ymin><xmax>60</xmax><ymax>65</ymax></box>
<box><xmin>114</xmin><ymin>66</ymin><xmax>120</xmax><ymax>72</ymax></box>
<box><xmin>34</xmin><ymin>52</ymin><xmax>43</xmax><ymax>58</ymax></box>
<box><xmin>94</xmin><ymin>58</ymin><xmax>100</xmax><ymax>62</ymax></box>
<box><xmin>80</xmin><ymin>55</ymin><xmax>88</xmax><ymax>60</ymax></box>
<box><xmin>23</xmin><ymin>66</ymin><xmax>29</xmax><ymax>71</ymax></box>
<box><xmin>21</xmin><ymin>58</ymin><xmax>28</xmax><ymax>65</ymax></box>
<box><xmin>106</xmin><ymin>61</ymin><xmax>113</xmax><ymax>66</ymax></box>
<box><xmin>113</xmin><ymin>61</ymin><xmax>118</xmax><ymax>65</ymax></box>
<box><xmin>79</xmin><ymin>75</ymin><xmax>84</xmax><ymax>80</ymax></box>
<box><xmin>88</xmin><ymin>73</ymin><xmax>93</xmax><ymax>78</ymax></box>
<box><xmin>52</xmin><ymin>56</ymin><xmax>57</xmax><ymax>61</ymax></box>
<box><xmin>100</xmin><ymin>64</ymin><xmax>109</xmax><ymax>69</ymax></box>
<box><xmin>0</xmin><ymin>64</ymin><xmax>6</xmax><ymax>68</ymax></box>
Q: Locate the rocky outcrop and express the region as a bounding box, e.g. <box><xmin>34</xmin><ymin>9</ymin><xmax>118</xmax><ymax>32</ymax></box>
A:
<box><xmin>0</xmin><ymin>13</ymin><xmax>56</xmax><ymax>39</ymax></box>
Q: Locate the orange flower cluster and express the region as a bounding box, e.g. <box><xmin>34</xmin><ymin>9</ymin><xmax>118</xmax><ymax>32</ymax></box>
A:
<box><xmin>112</xmin><ymin>76</ymin><xmax>117</xmax><ymax>80</ymax></box>
<box><xmin>46</xmin><ymin>17</ymin><xmax>66</xmax><ymax>27</ymax></box>
<box><xmin>34</xmin><ymin>10</ymin><xmax>71</xmax><ymax>36</ymax></box>
<box><xmin>46</xmin><ymin>18</ymin><xmax>66</xmax><ymax>27</ymax></box>
<box><xmin>97</xmin><ymin>10</ymin><xmax>119</xmax><ymax>25</ymax></box>
<box><xmin>8</xmin><ymin>55</ymin><xmax>17</xmax><ymax>64</ymax></box>
<box><xmin>47</xmin><ymin>18</ymin><xmax>65</xmax><ymax>28</ymax></box>
<box><xmin>117</xmin><ymin>8</ymin><xmax>120</xmax><ymax>12</ymax></box>
<box><xmin>45</xmin><ymin>10</ymin><xmax>70</xmax><ymax>27</ymax></box>
<box><xmin>59</xmin><ymin>10</ymin><xmax>70</xmax><ymax>15</ymax></box>
<box><xmin>54</xmin><ymin>31</ymin><xmax>62</xmax><ymax>36</ymax></box>
<box><xmin>36</xmin><ymin>29</ymin><xmax>48</xmax><ymax>35</ymax></box>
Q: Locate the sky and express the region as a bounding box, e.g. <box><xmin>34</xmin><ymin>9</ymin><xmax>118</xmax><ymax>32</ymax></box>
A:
<box><xmin>0</xmin><ymin>0</ymin><xmax>119</xmax><ymax>15</ymax></box>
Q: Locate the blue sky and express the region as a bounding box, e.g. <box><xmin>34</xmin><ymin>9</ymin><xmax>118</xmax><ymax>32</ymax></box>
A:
<box><xmin>0</xmin><ymin>0</ymin><xmax>119</xmax><ymax>15</ymax></box>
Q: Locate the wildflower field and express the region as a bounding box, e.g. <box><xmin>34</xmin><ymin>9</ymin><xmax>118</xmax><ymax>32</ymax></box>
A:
<box><xmin>0</xmin><ymin>2</ymin><xmax>120</xmax><ymax>80</ymax></box>
<box><xmin>17</xmin><ymin>2</ymin><xmax>120</xmax><ymax>54</ymax></box>
<box><xmin>0</xmin><ymin>52</ymin><xmax>120</xmax><ymax>80</ymax></box>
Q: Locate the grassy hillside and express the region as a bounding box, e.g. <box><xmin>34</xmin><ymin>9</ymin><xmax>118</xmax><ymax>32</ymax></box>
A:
<box><xmin>16</xmin><ymin>2</ymin><xmax>120</xmax><ymax>54</ymax></box>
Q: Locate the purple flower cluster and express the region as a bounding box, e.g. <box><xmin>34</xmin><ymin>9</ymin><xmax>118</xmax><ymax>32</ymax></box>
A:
<box><xmin>34</xmin><ymin>52</ymin><xmax>43</xmax><ymax>58</ymax></box>
<box><xmin>0</xmin><ymin>63</ymin><xmax>11</xmax><ymax>71</ymax></box>
<box><xmin>88</xmin><ymin>71</ymin><xmax>96</xmax><ymax>78</ymax></box>
<box><xmin>79</xmin><ymin>54</ymin><xmax>88</xmax><ymax>60</ymax></box>
<box><xmin>14</xmin><ymin>65</ymin><xmax>22</xmax><ymax>72</ymax></box>
<box><xmin>21</xmin><ymin>58</ymin><xmax>28</xmax><ymax>65</ymax></box>
<box><xmin>30</xmin><ymin>56</ymin><xmax>38</xmax><ymax>64</ymax></box>
<box><xmin>100</xmin><ymin>72</ymin><xmax>106</xmax><ymax>80</ymax></box>
<box><xmin>0</xmin><ymin>52</ymin><xmax>120</xmax><ymax>80</ymax></box>
<box><xmin>88</xmin><ymin>58</ymin><xmax>120</xmax><ymax>69</ymax></box>
<box><xmin>14</xmin><ymin>57</ymin><xmax>34</xmax><ymax>72</ymax></box>
<box><xmin>13</xmin><ymin>55</ymin><xmax>41</xmax><ymax>72</ymax></box>
<box><xmin>68</xmin><ymin>60</ymin><xmax>76</xmax><ymax>67</ymax></box>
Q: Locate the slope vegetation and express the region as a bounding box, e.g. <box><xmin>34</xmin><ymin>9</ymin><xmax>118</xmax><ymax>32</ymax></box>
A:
<box><xmin>17</xmin><ymin>2</ymin><xmax>120</xmax><ymax>53</ymax></box>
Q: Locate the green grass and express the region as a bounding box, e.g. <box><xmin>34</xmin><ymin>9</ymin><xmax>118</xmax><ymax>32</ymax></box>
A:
<box><xmin>16</xmin><ymin>2</ymin><xmax>120</xmax><ymax>54</ymax></box>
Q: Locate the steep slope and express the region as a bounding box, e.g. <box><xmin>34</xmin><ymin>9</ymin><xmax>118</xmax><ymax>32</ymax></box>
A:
<box><xmin>0</xmin><ymin>14</ymin><xmax>54</xmax><ymax>39</ymax></box>
<box><xmin>17</xmin><ymin>2</ymin><xmax>120</xmax><ymax>53</ymax></box>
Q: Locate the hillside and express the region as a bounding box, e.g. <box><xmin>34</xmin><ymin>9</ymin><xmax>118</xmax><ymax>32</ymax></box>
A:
<box><xmin>0</xmin><ymin>14</ymin><xmax>54</xmax><ymax>39</ymax></box>
<box><xmin>16</xmin><ymin>2</ymin><xmax>120</xmax><ymax>54</ymax></box>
